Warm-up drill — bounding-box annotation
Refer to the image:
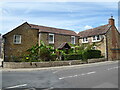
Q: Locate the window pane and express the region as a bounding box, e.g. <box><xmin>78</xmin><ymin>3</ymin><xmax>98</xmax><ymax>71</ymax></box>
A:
<box><xmin>71</xmin><ymin>36</ymin><xmax>75</xmax><ymax>44</ymax></box>
<box><xmin>14</xmin><ymin>35</ymin><xmax>21</xmax><ymax>44</ymax></box>
<box><xmin>93</xmin><ymin>36</ymin><xmax>96</xmax><ymax>40</ymax></box>
<box><xmin>97</xmin><ymin>35</ymin><xmax>100</xmax><ymax>40</ymax></box>
<box><xmin>49</xmin><ymin>35</ymin><xmax>53</xmax><ymax>42</ymax></box>
<box><xmin>86</xmin><ymin>38</ymin><xmax>88</xmax><ymax>41</ymax></box>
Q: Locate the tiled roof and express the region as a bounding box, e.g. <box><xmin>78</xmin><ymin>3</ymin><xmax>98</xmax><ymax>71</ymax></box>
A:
<box><xmin>29</xmin><ymin>24</ymin><xmax>78</xmax><ymax>36</ymax></box>
<box><xmin>57</xmin><ymin>42</ymin><xmax>71</xmax><ymax>50</ymax></box>
<box><xmin>78</xmin><ymin>24</ymin><xmax>111</xmax><ymax>38</ymax></box>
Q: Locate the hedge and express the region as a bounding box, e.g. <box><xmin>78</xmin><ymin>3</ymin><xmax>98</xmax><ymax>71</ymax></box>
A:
<box><xmin>63</xmin><ymin>50</ymin><xmax>102</xmax><ymax>60</ymax></box>
<box><xmin>64</xmin><ymin>54</ymin><xmax>82</xmax><ymax>60</ymax></box>
<box><xmin>86</xmin><ymin>50</ymin><xmax>102</xmax><ymax>59</ymax></box>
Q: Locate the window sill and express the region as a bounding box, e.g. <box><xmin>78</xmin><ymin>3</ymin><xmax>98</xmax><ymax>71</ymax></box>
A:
<box><xmin>14</xmin><ymin>43</ymin><xmax>21</xmax><ymax>44</ymax></box>
<box><xmin>82</xmin><ymin>42</ymin><xmax>88</xmax><ymax>43</ymax></box>
<box><xmin>49</xmin><ymin>42</ymin><xmax>54</xmax><ymax>44</ymax></box>
<box><xmin>92</xmin><ymin>40</ymin><xmax>101</xmax><ymax>42</ymax></box>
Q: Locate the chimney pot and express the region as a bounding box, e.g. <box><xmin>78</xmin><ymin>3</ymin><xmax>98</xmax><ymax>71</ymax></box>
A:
<box><xmin>109</xmin><ymin>16</ymin><xmax>115</xmax><ymax>26</ymax></box>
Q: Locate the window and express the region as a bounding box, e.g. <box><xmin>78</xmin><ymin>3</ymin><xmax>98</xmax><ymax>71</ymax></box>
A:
<box><xmin>13</xmin><ymin>35</ymin><xmax>21</xmax><ymax>44</ymax></box>
<box><xmin>82</xmin><ymin>37</ymin><xmax>88</xmax><ymax>43</ymax></box>
<box><xmin>96</xmin><ymin>35</ymin><xmax>100</xmax><ymax>40</ymax></box>
<box><xmin>92</xmin><ymin>35</ymin><xmax>101</xmax><ymax>42</ymax></box>
<box><xmin>49</xmin><ymin>33</ymin><xmax>54</xmax><ymax>44</ymax></box>
<box><xmin>71</xmin><ymin>36</ymin><xmax>75</xmax><ymax>44</ymax></box>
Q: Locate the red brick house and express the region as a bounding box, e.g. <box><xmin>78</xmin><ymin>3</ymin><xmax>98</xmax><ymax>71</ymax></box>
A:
<box><xmin>3</xmin><ymin>22</ymin><xmax>79</xmax><ymax>61</ymax></box>
<box><xmin>78</xmin><ymin>16</ymin><xmax>120</xmax><ymax>60</ymax></box>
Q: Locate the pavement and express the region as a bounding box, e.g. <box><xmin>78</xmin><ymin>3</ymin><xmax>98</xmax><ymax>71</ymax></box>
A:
<box><xmin>1</xmin><ymin>61</ymin><xmax>119</xmax><ymax>89</ymax></box>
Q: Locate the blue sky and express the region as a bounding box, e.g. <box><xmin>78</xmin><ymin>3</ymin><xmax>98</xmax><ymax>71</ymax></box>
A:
<box><xmin>0</xmin><ymin>1</ymin><xmax>118</xmax><ymax>34</ymax></box>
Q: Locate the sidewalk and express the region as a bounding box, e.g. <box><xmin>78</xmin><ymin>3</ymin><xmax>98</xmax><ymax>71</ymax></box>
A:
<box><xmin>1</xmin><ymin>60</ymin><xmax>118</xmax><ymax>72</ymax></box>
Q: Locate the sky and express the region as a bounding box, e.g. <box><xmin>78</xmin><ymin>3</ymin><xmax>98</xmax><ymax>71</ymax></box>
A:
<box><xmin>0</xmin><ymin>0</ymin><xmax>119</xmax><ymax>34</ymax></box>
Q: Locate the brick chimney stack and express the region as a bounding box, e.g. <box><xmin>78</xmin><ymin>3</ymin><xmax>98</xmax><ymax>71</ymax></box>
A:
<box><xmin>108</xmin><ymin>15</ymin><xmax>115</xmax><ymax>26</ymax></box>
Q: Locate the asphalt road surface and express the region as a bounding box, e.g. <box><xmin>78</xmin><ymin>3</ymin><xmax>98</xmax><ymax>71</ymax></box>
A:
<box><xmin>1</xmin><ymin>61</ymin><xmax>119</xmax><ymax>89</ymax></box>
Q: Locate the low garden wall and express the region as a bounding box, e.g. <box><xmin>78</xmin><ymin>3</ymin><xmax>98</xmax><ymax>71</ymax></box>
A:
<box><xmin>3</xmin><ymin>58</ymin><xmax>107</xmax><ymax>69</ymax></box>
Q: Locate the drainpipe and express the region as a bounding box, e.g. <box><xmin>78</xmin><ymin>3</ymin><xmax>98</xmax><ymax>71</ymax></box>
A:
<box><xmin>105</xmin><ymin>34</ymin><xmax>108</xmax><ymax>61</ymax></box>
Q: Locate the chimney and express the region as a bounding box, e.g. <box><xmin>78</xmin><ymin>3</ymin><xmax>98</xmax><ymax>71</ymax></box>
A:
<box><xmin>108</xmin><ymin>16</ymin><xmax>115</xmax><ymax>26</ymax></box>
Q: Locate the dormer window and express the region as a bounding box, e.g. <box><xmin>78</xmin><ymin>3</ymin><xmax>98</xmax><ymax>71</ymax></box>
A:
<box><xmin>82</xmin><ymin>37</ymin><xmax>88</xmax><ymax>43</ymax></box>
<box><xmin>92</xmin><ymin>35</ymin><xmax>101</xmax><ymax>42</ymax></box>
<box><xmin>49</xmin><ymin>33</ymin><xmax>54</xmax><ymax>44</ymax></box>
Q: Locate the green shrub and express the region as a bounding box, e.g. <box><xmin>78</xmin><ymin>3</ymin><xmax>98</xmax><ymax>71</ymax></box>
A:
<box><xmin>51</xmin><ymin>54</ymin><xmax>57</xmax><ymax>61</ymax></box>
<box><xmin>86</xmin><ymin>50</ymin><xmax>102</xmax><ymax>59</ymax></box>
<box><xmin>64</xmin><ymin>54</ymin><xmax>82</xmax><ymax>60</ymax></box>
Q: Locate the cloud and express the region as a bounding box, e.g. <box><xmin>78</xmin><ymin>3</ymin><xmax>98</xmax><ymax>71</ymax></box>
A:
<box><xmin>84</xmin><ymin>25</ymin><xmax>93</xmax><ymax>29</ymax></box>
<box><xmin>0</xmin><ymin>2</ymin><xmax>118</xmax><ymax>35</ymax></box>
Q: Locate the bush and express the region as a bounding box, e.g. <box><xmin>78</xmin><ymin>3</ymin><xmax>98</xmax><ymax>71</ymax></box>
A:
<box><xmin>39</xmin><ymin>47</ymin><xmax>51</xmax><ymax>61</ymax></box>
<box><xmin>64</xmin><ymin>54</ymin><xmax>82</xmax><ymax>60</ymax></box>
<box><xmin>51</xmin><ymin>54</ymin><xmax>57</xmax><ymax>61</ymax></box>
<box><xmin>86</xmin><ymin>50</ymin><xmax>102</xmax><ymax>59</ymax></box>
<box><xmin>63</xmin><ymin>50</ymin><xmax>102</xmax><ymax>61</ymax></box>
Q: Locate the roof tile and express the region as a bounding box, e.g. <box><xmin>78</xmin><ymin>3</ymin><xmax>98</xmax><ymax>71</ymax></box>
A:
<box><xmin>29</xmin><ymin>24</ymin><xmax>78</xmax><ymax>36</ymax></box>
<box><xmin>78</xmin><ymin>24</ymin><xmax>111</xmax><ymax>38</ymax></box>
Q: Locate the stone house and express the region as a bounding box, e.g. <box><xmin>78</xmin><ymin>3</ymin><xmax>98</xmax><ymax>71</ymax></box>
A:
<box><xmin>3</xmin><ymin>16</ymin><xmax>120</xmax><ymax>61</ymax></box>
<box><xmin>3</xmin><ymin>22</ymin><xmax>79</xmax><ymax>61</ymax></box>
<box><xmin>78</xmin><ymin>16</ymin><xmax>120</xmax><ymax>60</ymax></box>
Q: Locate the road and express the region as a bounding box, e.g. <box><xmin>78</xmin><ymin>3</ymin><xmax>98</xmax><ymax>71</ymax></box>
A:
<box><xmin>1</xmin><ymin>61</ymin><xmax>119</xmax><ymax>89</ymax></box>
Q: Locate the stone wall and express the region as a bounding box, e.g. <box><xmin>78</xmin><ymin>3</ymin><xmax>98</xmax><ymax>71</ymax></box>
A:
<box><xmin>3</xmin><ymin>58</ymin><xmax>107</xmax><ymax>68</ymax></box>
<box><xmin>40</xmin><ymin>33</ymin><xmax>79</xmax><ymax>49</ymax></box>
<box><xmin>3</xmin><ymin>23</ymin><xmax>39</xmax><ymax>62</ymax></box>
<box><xmin>79</xmin><ymin>35</ymin><xmax>107</xmax><ymax>58</ymax></box>
<box><xmin>106</xmin><ymin>26</ymin><xmax>120</xmax><ymax>60</ymax></box>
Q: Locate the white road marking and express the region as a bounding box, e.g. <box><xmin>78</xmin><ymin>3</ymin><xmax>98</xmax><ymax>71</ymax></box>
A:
<box><xmin>87</xmin><ymin>71</ymin><xmax>96</xmax><ymax>75</ymax></box>
<box><xmin>6</xmin><ymin>84</ymin><xmax>27</xmax><ymax>89</ymax></box>
<box><xmin>53</xmin><ymin>71</ymin><xmax>58</xmax><ymax>74</ymax></box>
<box><xmin>59</xmin><ymin>71</ymin><xmax>96</xmax><ymax>80</ymax></box>
<box><xmin>107</xmin><ymin>66</ymin><xmax>118</xmax><ymax>70</ymax></box>
<box><xmin>43</xmin><ymin>87</ymin><xmax>54</xmax><ymax>90</ymax></box>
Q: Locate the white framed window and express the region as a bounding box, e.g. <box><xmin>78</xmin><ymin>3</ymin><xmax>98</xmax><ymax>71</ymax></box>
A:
<box><xmin>71</xmin><ymin>36</ymin><xmax>75</xmax><ymax>44</ymax></box>
<box><xmin>92</xmin><ymin>35</ymin><xmax>101</xmax><ymax>42</ymax></box>
<box><xmin>49</xmin><ymin>33</ymin><xmax>54</xmax><ymax>44</ymax></box>
<box><xmin>82</xmin><ymin>37</ymin><xmax>88</xmax><ymax>43</ymax></box>
<box><xmin>13</xmin><ymin>35</ymin><xmax>21</xmax><ymax>44</ymax></box>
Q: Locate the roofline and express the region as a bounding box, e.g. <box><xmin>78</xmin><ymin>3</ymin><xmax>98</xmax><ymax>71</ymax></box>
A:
<box><xmin>105</xmin><ymin>25</ymin><xmax>112</xmax><ymax>34</ymax></box>
<box><xmin>29</xmin><ymin>23</ymin><xmax>78</xmax><ymax>36</ymax></box>
<box><xmin>3</xmin><ymin>22</ymin><xmax>30</xmax><ymax>37</ymax></box>
<box><xmin>29</xmin><ymin>23</ymin><xmax>76</xmax><ymax>33</ymax></box>
<box><xmin>38</xmin><ymin>32</ymin><xmax>79</xmax><ymax>36</ymax></box>
<box><xmin>114</xmin><ymin>26</ymin><xmax>120</xmax><ymax>35</ymax></box>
